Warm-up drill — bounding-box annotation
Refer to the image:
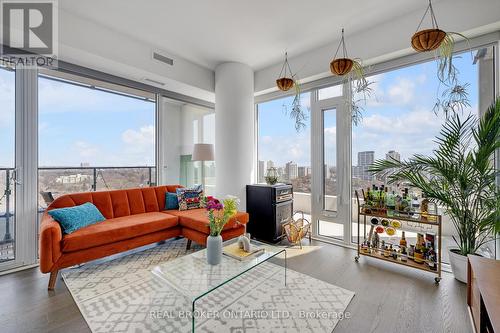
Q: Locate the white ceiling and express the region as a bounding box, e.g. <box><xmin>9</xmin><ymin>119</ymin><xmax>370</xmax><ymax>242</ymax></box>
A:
<box><xmin>60</xmin><ymin>0</ymin><xmax>431</xmax><ymax>71</ymax></box>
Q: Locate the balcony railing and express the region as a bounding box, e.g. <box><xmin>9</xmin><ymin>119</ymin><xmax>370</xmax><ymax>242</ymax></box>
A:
<box><xmin>0</xmin><ymin>166</ymin><xmax>155</xmax><ymax>262</ymax></box>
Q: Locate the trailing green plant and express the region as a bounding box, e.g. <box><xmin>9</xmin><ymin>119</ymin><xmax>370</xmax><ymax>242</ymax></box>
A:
<box><xmin>433</xmin><ymin>32</ymin><xmax>472</xmax><ymax>119</ymax></box>
<box><xmin>346</xmin><ymin>60</ymin><xmax>375</xmax><ymax>126</ymax></box>
<box><xmin>281</xmin><ymin>77</ymin><xmax>310</xmax><ymax>132</ymax></box>
<box><xmin>369</xmin><ymin>98</ymin><xmax>500</xmax><ymax>256</ymax></box>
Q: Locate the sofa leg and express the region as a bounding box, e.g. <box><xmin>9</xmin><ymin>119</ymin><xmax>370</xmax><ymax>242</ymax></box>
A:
<box><xmin>48</xmin><ymin>269</ymin><xmax>59</xmax><ymax>290</ymax></box>
<box><xmin>186</xmin><ymin>239</ymin><xmax>192</xmax><ymax>251</ymax></box>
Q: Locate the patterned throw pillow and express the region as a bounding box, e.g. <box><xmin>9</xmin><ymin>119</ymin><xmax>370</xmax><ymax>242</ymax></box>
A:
<box><xmin>176</xmin><ymin>185</ymin><xmax>204</xmax><ymax>211</ymax></box>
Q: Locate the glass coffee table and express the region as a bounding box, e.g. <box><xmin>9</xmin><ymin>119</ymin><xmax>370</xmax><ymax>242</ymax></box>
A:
<box><xmin>151</xmin><ymin>238</ymin><xmax>287</xmax><ymax>332</ymax></box>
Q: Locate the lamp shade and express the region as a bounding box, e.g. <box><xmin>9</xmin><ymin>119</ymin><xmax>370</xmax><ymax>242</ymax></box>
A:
<box><xmin>192</xmin><ymin>143</ymin><xmax>214</xmax><ymax>161</ymax></box>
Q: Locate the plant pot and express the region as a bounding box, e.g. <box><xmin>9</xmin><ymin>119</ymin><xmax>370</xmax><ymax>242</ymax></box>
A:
<box><xmin>330</xmin><ymin>58</ymin><xmax>353</xmax><ymax>76</ymax></box>
<box><xmin>448</xmin><ymin>248</ymin><xmax>467</xmax><ymax>283</ymax></box>
<box><xmin>206</xmin><ymin>235</ymin><xmax>223</xmax><ymax>265</ymax></box>
<box><xmin>276</xmin><ymin>77</ymin><xmax>294</xmax><ymax>91</ymax></box>
<box><xmin>411</xmin><ymin>28</ymin><xmax>446</xmax><ymax>52</ymax></box>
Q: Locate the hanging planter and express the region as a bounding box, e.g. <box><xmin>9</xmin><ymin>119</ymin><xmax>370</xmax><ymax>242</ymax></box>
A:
<box><xmin>411</xmin><ymin>0</ymin><xmax>471</xmax><ymax>117</ymax></box>
<box><xmin>276</xmin><ymin>52</ymin><xmax>295</xmax><ymax>91</ymax></box>
<box><xmin>330</xmin><ymin>58</ymin><xmax>353</xmax><ymax>76</ymax></box>
<box><xmin>329</xmin><ymin>29</ymin><xmax>374</xmax><ymax>126</ymax></box>
<box><xmin>411</xmin><ymin>28</ymin><xmax>446</xmax><ymax>52</ymax></box>
<box><xmin>276</xmin><ymin>77</ymin><xmax>294</xmax><ymax>91</ymax></box>
<box><xmin>330</xmin><ymin>29</ymin><xmax>354</xmax><ymax>76</ymax></box>
<box><xmin>411</xmin><ymin>1</ymin><xmax>446</xmax><ymax>52</ymax></box>
<box><xmin>275</xmin><ymin>52</ymin><xmax>307</xmax><ymax>132</ymax></box>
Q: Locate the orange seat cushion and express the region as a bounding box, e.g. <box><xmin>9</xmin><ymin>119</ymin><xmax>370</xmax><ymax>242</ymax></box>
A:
<box><xmin>163</xmin><ymin>208</ymin><xmax>248</xmax><ymax>235</ymax></box>
<box><xmin>62</xmin><ymin>212</ymin><xmax>178</xmax><ymax>252</ymax></box>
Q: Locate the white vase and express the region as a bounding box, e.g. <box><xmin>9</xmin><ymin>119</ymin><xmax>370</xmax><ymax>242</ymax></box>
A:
<box><xmin>448</xmin><ymin>248</ymin><xmax>468</xmax><ymax>283</ymax></box>
<box><xmin>206</xmin><ymin>235</ymin><xmax>223</xmax><ymax>265</ymax></box>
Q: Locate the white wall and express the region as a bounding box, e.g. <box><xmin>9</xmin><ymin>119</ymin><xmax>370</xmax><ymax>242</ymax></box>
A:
<box><xmin>58</xmin><ymin>9</ymin><xmax>215</xmax><ymax>102</ymax></box>
<box><xmin>254</xmin><ymin>0</ymin><xmax>500</xmax><ymax>94</ymax></box>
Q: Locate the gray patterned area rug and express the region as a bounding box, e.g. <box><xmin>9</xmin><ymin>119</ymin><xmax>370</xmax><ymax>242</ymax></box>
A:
<box><xmin>62</xmin><ymin>238</ymin><xmax>354</xmax><ymax>333</ymax></box>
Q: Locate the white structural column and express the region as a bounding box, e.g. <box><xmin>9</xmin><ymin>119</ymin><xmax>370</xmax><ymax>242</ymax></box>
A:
<box><xmin>215</xmin><ymin>63</ymin><xmax>254</xmax><ymax>210</ymax></box>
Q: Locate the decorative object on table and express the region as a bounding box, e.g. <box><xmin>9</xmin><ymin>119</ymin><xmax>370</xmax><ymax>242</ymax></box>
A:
<box><xmin>264</xmin><ymin>167</ymin><xmax>279</xmax><ymax>185</ymax></box>
<box><xmin>370</xmin><ymin>217</ymin><xmax>379</xmax><ymax>226</ymax></box>
<box><xmin>176</xmin><ymin>185</ymin><xmax>204</xmax><ymax>211</ymax></box>
<box><xmin>237</xmin><ymin>233</ymin><xmax>252</xmax><ymax>252</ymax></box>
<box><xmin>222</xmin><ymin>241</ymin><xmax>264</xmax><ymax>261</ymax></box>
<box><xmin>329</xmin><ymin>28</ymin><xmax>374</xmax><ymax>125</ymax></box>
<box><xmin>282</xmin><ymin>211</ymin><xmax>312</xmax><ymax>249</ymax></box>
<box><xmin>205</xmin><ymin>195</ymin><xmax>240</xmax><ymax>265</ymax></box>
<box><xmin>369</xmin><ymin>99</ymin><xmax>499</xmax><ymax>283</ymax></box>
<box><xmin>191</xmin><ymin>143</ymin><xmax>214</xmax><ymax>189</ymax></box>
<box><xmin>381</xmin><ymin>219</ymin><xmax>389</xmax><ymax>227</ymax></box>
<box><xmin>375</xmin><ymin>226</ymin><xmax>384</xmax><ymax>234</ymax></box>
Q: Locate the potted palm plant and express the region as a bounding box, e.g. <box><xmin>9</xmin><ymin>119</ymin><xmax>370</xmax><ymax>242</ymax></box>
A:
<box><xmin>369</xmin><ymin>98</ymin><xmax>500</xmax><ymax>282</ymax></box>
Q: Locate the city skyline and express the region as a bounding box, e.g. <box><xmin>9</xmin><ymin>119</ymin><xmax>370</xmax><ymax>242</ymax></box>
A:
<box><xmin>259</xmin><ymin>149</ymin><xmax>400</xmax><ymax>182</ymax></box>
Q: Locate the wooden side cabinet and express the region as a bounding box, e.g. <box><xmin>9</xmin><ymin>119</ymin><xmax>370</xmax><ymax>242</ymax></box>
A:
<box><xmin>467</xmin><ymin>256</ymin><xmax>500</xmax><ymax>333</ymax></box>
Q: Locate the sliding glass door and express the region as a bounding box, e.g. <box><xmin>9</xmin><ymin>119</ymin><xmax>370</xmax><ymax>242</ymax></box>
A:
<box><xmin>0</xmin><ymin>65</ymin><xmax>16</xmax><ymax>267</ymax></box>
<box><xmin>311</xmin><ymin>89</ymin><xmax>352</xmax><ymax>244</ymax></box>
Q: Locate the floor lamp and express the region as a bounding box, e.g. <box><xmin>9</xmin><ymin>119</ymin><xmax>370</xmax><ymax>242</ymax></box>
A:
<box><xmin>191</xmin><ymin>143</ymin><xmax>214</xmax><ymax>190</ymax></box>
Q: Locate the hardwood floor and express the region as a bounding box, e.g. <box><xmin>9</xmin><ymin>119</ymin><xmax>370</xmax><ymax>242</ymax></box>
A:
<box><xmin>0</xmin><ymin>240</ymin><xmax>472</xmax><ymax>333</ymax></box>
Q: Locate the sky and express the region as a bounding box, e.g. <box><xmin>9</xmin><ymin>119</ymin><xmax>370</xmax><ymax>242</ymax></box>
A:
<box><xmin>258</xmin><ymin>50</ymin><xmax>480</xmax><ymax>167</ymax></box>
<box><xmin>0</xmin><ymin>73</ymin><xmax>155</xmax><ymax>167</ymax></box>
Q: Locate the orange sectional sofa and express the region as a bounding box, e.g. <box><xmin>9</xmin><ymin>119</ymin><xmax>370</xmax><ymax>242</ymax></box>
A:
<box><xmin>39</xmin><ymin>185</ymin><xmax>249</xmax><ymax>289</ymax></box>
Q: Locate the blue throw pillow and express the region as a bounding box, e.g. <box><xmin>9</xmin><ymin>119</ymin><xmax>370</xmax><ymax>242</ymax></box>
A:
<box><xmin>165</xmin><ymin>192</ymin><xmax>179</xmax><ymax>210</ymax></box>
<box><xmin>48</xmin><ymin>202</ymin><xmax>106</xmax><ymax>234</ymax></box>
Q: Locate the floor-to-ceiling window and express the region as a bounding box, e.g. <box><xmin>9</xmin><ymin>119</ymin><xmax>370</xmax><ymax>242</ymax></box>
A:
<box><xmin>0</xmin><ymin>65</ymin><xmax>16</xmax><ymax>264</ymax></box>
<box><xmin>37</xmin><ymin>72</ymin><xmax>156</xmax><ymax>211</ymax></box>
<box><xmin>256</xmin><ymin>43</ymin><xmax>496</xmax><ymax>258</ymax></box>
<box><xmin>257</xmin><ymin>92</ymin><xmax>312</xmax><ymax>214</ymax></box>
<box><xmin>350</xmin><ymin>46</ymin><xmax>496</xmax><ymax>263</ymax></box>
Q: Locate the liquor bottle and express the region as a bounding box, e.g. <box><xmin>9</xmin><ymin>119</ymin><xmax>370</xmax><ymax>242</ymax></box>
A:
<box><xmin>399</xmin><ymin>231</ymin><xmax>407</xmax><ymax>248</ymax></box>
<box><xmin>391</xmin><ymin>246</ymin><xmax>398</xmax><ymax>259</ymax></box>
<box><xmin>386</xmin><ymin>191</ymin><xmax>396</xmax><ymax>217</ymax></box>
<box><xmin>411</xmin><ymin>192</ymin><xmax>420</xmax><ymax>219</ymax></box>
<box><xmin>401</xmin><ymin>247</ymin><xmax>408</xmax><ymax>262</ymax></box>
<box><xmin>383</xmin><ymin>246</ymin><xmax>391</xmax><ymax>258</ymax></box>
<box><xmin>400</xmin><ymin>188</ymin><xmax>410</xmax><ymax>214</ymax></box>
<box><xmin>426</xmin><ymin>247</ymin><xmax>437</xmax><ymax>271</ymax></box>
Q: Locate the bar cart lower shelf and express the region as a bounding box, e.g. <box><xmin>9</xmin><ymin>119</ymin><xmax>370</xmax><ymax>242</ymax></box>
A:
<box><xmin>354</xmin><ymin>248</ymin><xmax>441</xmax><ymax>283</ymax></box>
<box><xmin>354</xmin><ymin>190</ymin><xmax>442</xmax><ymax>284</ymax></box>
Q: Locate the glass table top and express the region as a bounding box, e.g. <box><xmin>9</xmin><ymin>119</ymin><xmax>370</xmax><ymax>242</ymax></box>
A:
<box><xmin>151</xmin><ymin>238</ymin><xmax>285</xmax><ymax>301</ymax></box>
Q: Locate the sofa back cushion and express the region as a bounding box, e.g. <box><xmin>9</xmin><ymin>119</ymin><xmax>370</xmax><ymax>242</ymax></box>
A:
<box><xmin>47</xmin><ymin>185</ymin><xmax>184</xmax><ymax>219</ymax></box>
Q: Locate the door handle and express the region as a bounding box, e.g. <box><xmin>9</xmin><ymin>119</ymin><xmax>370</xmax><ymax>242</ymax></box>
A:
<box><xmin>12</xmin><ymin>168</ymin><xmax>22</xmax><ymax>186</ymax></box>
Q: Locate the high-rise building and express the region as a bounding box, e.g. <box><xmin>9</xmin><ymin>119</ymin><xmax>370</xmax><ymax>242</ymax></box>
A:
<box><xmin>298</xmin><ymin>166</ymin><xmax>306</xmax><ymax>177</ymax></box>
<box><xmin>285</xmin><ymin>161</ymin><xmax>298</xmax><ymax>180</ymax></box>
<box><xmin>358</xmin><ymin>151</ymin><xmax>374</xmax><ymax>166</ymax></box>
<box><xmin>386</xmin><ymin>150</ymin><xmax>401</xmax><ymax>162</ymax></box>
<box><xmin>356</xmin><ymin>151</ymin><xmax>375</xmax><ymax>181</ymax></box>
<box><xmin>267</xmin><ymin>160</ymin><xmax>274</xmax><ymax>169</ymax></box>
<box><xmin>258</xmin><ymin>160</ymin><xmax>265</xmax><ymax>182</ymax></box>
